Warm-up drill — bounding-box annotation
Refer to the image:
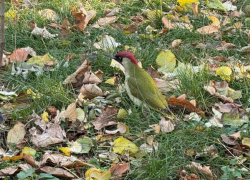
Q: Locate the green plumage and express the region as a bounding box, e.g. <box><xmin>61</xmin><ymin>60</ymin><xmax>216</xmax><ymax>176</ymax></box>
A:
<box><xmin>122</xmin><ymin>58</ymin><xmax>168</xmax><ymax>109</ymax></box>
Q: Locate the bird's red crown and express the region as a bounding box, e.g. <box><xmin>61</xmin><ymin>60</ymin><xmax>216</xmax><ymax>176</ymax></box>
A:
<box><xmin>116</xmin><ymin>51</ymin><xmax>138</xmax><ymax>65</ymax></box>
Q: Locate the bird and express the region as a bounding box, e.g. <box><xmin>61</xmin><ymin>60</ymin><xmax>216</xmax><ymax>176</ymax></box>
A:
<box><xmin>112</xmin><ymin>51</ymin><xmax>172</xmax><ymax>115</ymax></box>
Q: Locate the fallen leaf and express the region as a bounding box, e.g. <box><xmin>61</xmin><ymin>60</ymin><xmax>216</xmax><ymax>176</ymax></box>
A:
<box><xmin>159</xmin><ymin>117</ymin><xmax>175</xmax><ymax>133</ymax></box>
<box><xmin>71</xmin><ymin>7</ymin><xmax>96</xmax><ymax>31</ymax></box>
<box><xmin>10</xmin><ymin>49</ymin><xmax>28</xmax><ymax>62</ymax></box>
<box><xmin>206</xmin><ymin>0</ymin><xmax>227</xmax><ymax>11</ymax></box>
<box><xmin>168</xmin><ymin>96</ymin><xmax>204</xmax><ymax>115</ymax></box>
<box><xmin>171</xmin><ymin>39</ymin><xmax>182</xmax><ymax>48</ymax></box>
<box><xmin>31</xmin><ymin>24</ymin><xmax>57</xmax><ymax>38</ymax></box>
<box><xmin>117</xmin><ymin>109</ymin><xmax>128</xmax><ymax>118</ymax></box>
<box><xmin>0</xmin><ymin>166</ymin><xmax>18</xmax><ymax>176</ymax></box>
<box><xmin>221</xmin><ymin>134</ymin><xmax>238</xmax><ymax>145</ymax></box>
<box><xmin>59</xmin><ymin>147</ymin><xmax>71</xmax><ymax>156</ymax></box>
<box><xmin>7</xmin><ymin>122</ymin><xmax>26</xmax><ymax>147</ymax></box>
<box><xmin>242</xmin><ymin>138</ymin><xmax>250</xmax><ymax>147</ymax></box>
<box><xmin>21</xmin><ymin>147</ymin><xmax>36</xmax><ymax>157</ymax></box>
<box><xmin>60</xmin><ymin>102</ymin><xmax>77</xmax><ymax>122</ymax></box>
<box><xmin>29</xmin><ymin>121</ymin><xmax>66</xmax><ymax>147</ymax></box>
<box><xmin>80</xmin><ymin>84</ymin><xmax>103</xmax><ymax>99</ymax></box>
<box><xmin>187</xmin><ymin>162</ymin><xmax>214</xmax><ymax>180</ymax></box>
<box><xmin>113</xmin><ymin>137</ymin><xmax>139</xmax><ymax>155</ymax></box>
<box><xmin>92</xmin><ymin>106</ymin><xmax>117</xmax><ymax>130</ymax></box>
<box><xmin>229</xmin><ymin>131</ymin><xmax>241</xmax><ymax>140</ymax></box>
<box><xmin>40</xmin><ymin>153</ymin><xmax>95</xmax><ymax>168</ymax></box>
<box><xmin>63</xmin><ymin>59</ymin><xmax>91</xmax><ymax>88</ymax></box>
<box><xmin>208</xmin><ymin>16</ymin><xmax>220</xmax><ymax>27</ymax></box>
<box><xmin>83</xmin><ymin>71</ymin><xmax>102</xmax><ymax>84</ymax></box>
<box><xmin>205</xmin><ymin>108</ymin><xmax>223</xmax><ymax>128</ymax></box>
<box><xmin>110</xmin><ymin>163</ymin><xmax>129</xmax><ymax>176</ymax></box>
<box><xmin>27</xmin><ymin>53</ymin><xmax>56</xmax><ymax>66</ymax></box>
<box><xmin>94</xmin><ymin>35</ymin><xmax>120</xmax><ymax>51</ymax></box>
<box><xmin>162</xmin><ymin>17</ymin><xmax>175</xmax><ymax>29</ymax></box>
<box><xmin>156</xmin><ymin>50</ymin><xmax>176</xmax><ymax>74</ymax></box>
<box><xmin>92</xmin><ymin>16</ymin><xmax>118</xmax><ymax>27</ymax></box>
<box><xmin>196</xmin><ymin>25</ymin><xmax>219</xmax><ymax>34</ymax></box>
<box><xmin>41</xmin><ymin>111</ymin><xmax>49</xmax><ymax>122</ymax></box>
<box><xmin>216</xmin><ymin>66</ymin><xmax>232</xmax><ymax>81</ymax></box>
<box><xmin>40</xmin><ymin>166</ymin><xmax>75</xmax><ymax>178</ymax></box>
<box><xmin>105</xmin><ymin>122</ymin><xmax>127</xmax><ymax>134</ymax></box>
<box><xmin>38</xmin><ymin>9</ymin><xmax>59</xmax><ymax>21</ymax></box>
<box><xmin>85</xmin><ymin>168</ymin><xmax>111</xmax><ymax>180</ymax></box>
<box><xmin>239</xmin><ymin>45</ymin><xmax>250</xmax><ymax>52</ymax></box>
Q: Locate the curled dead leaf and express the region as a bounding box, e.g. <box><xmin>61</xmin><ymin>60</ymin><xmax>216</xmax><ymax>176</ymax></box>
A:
<box><xmin>80</xmin><ymin>84</ymin><xmax>103</xmax><ymax>99</ymax></box>
<box><xmin>92</xmin><ymin>106</ymin><xmax>117</xmax><ymax>130</ymax></box>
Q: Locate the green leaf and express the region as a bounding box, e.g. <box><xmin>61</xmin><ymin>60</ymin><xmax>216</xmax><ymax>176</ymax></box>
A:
<box><xmin>38</xmin><ymin>173</ymin><xmax>60</xmax><ymax>180</ymax></box>
<box><xmin>17</xmin><ymin>169</ymin><xmax>35</xmax><ymax>179</ymax></box>
<box><xmin>206</xmin><ymin>0</ymin><xmax>227</xmax><ymax>11</ymax></box>
<box><xmin>76</xmin><ymin>137</ymin><xmax>92</xmax><ymax>153</ymax></box>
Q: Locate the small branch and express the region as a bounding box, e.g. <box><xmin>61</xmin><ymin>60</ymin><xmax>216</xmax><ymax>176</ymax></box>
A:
<box><xmin>0</xmin><ymin>0</ymin><xmax>5</xmax><ymax>67</ymax></box>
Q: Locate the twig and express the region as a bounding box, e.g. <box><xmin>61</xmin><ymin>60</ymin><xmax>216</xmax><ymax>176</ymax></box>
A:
<box><xmin>217</xmin><ymin>139</ymin><xmax>250</xmax><ymax>171</ymax></box>
<box><xmin>0</xmin><ymin>0</ymin><xmax>5</xmax><ymax>67</ymax></box>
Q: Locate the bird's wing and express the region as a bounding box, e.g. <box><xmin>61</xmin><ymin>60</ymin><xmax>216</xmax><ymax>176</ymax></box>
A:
<box><xmin>126</xmin><ymin>67</ymin><xmax>167</xmax><ymax>109</ymax></box>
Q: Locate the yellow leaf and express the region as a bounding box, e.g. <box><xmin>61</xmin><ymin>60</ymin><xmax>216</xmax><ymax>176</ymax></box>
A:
<box><xmin>156</xmin><ymin>50</ymin><xmax>176</xmax><ymax>74</ymax></box>
<box><xmin>105</xmin><ymin>77</ymin><xmax>115</xmax><ymax>85</ymax></box>
<box><xmin>85</xmin><ymin>168</ymin><xmax>111</xmax><ymax>180</ymax></box>
<box><xmin>117</xmin><ymin>109</ymin><xmax>128</xmax><ymax>118</ymax></box>
<box><xmin>59</xmin><ymin>147</ymin><xmax>71</xmax><ymax>156</ymax></box>
<box><xmin>242</xmin><ymin>138</ymin><xmax>250</xmax><ymax>147</ymax></box>
<box><xmin>27</xmin><ymin>53</ymin><xmax>55</xmax><ymax>66</ymax></box>
<box><xmin>27</xmin><ymin>89</ymin><xmax>40</xmax><ymax>99</ymax></box>
<box><xmin>20</xmin><ymin>147</ymin><xmax>36</xmax><ymax>157</ymax></box>
<box><xmin>42</xmin><ymin>111</ymin><xmax>49</xmax><ymax>122</ymax></box>
<box><xmin>147</xmin><ymin>10</ymin><xmax>163</xmax><ymax>21</ymax></box>
<box><xmin>5</xmin><ymin>10</ymin><xmax>17</xmax><ymax>21</ymax></box>
<box><xmin>113</xmin><ymin>137</ymin><xmax>138</xmax><ymax>155</ymax></box>
<box><xmin>177</xmin><ymin>0</ymin><xmax>199</xmax><ymax>10</ymax></box>
<box><xmin>216</xmin><ymin>66</ymin><xmax>232</xmax><ymax>81</ymax></box>
<box><xmin>208</xmin><ymin>16</ymin><xmax>220</xmax><ymax>27</ymax></box>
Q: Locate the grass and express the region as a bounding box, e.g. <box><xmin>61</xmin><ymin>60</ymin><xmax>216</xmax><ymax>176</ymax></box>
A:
<box><xmin>1</xmin><ymin>0</ymin><xmax>250</xmax><ymax>179</ymax></box>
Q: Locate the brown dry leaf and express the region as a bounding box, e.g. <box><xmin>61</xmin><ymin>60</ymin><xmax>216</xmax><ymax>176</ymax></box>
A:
<box><xmin>40</xmin><ymin>166</ymin><xmax>75</xmax><ymax>178</ymax></box>
<box><xmin>63</xmin><ymin>59</ymin><xmax>91</xmax><ymax>88</ymax></box>
<box><xmin>162</xmin><ymin>17</ymin><xmax>175</xmax><ymax>29</ymax></box>
<box><xmin>7</xmin><ymin>122</ymin><xmax>26</xmax><ymax>146</ymax></box>
<box><xmin>23</xmin><ymin>154</ymin><xmax>39</xmax><ymax>167</ymax></box>
<box><xmin>187</xmin><ymin>162</ymin><xmax>213</xmax><ymax>180</ymax></box>
<box><xmin>153</xmin><ymin>78</ymin><xmax>179</xmax><ymax>93</ymax></box>
<box><xmin>29</xmin><ymin>121</ymin><xmax>66</xmax><ymax>147</ymax></box>
<box><xmin>105</xmin><ymin>122</ymin><xmax>127</xmax><ymax>134</ymax></box>
<box><xmin>159</xmin><ymin>117</ymin><xmax>175</xmax><ymax>133</ymax></box>
<box><xmin>40</xmin><ymin>153</ymin><xmax>95</xmax><ymax>168</ymax></box>
<box><xmin>92</xmin><ymin>106</ymin><xmax>118</xmax><ymax>130</ymax></box>
<box><xmin>229</xmin><ymin>131</ymin><xmax>241</xmax><ymax>140</ymax></box>
<box><xmin>168</xmin><ymin>96</ymin><xmax>204</xmax><ymax>115</ymax></box>
<box><xmin>80</xmin><ymin>84</ymin><xmax>103</xmax><ymax>99</ymax></box>
<box><xmin>239</xmin><ymin>45</ymin><xmax>250</xmax><ymax>52</ymax></box>
<box><xmin>60</xmin><ymin>102</ymin><xmax>77</xmax><ymax>122</ymax></box>
<box><xmin>71</xmin><ymin>7</ymin><xmax>96</xmax><ymax>31</ymax></box>
<box><xmin>0</xmin><ymin>166</ymin><xmax>18</xmax><ymax>176</ymax></box>
<box><xmin>130</xmin><ymin>14</ymin><xmax>145</xmax><ymax>24</ymax></box>
<box><xmin>92</xmin><ymin>16</ymin><xmax>118</xmax><ymax>28</ymax></box>
<box><xmin>110</xmin><ymin>163</ymin><xmax>129</xmax><ymax>175</ymax></box>
<box><xmin>10</xmin><ymin>49</ymin><xmax>28</xmax><ymax>62</ymax></box>
<box><xmin>221</xmin><ymin>134</ymin><xmax>238</xmax><ymax>145</ymax></box>
<box><xmin>171</xmin><ymin>39</ymin><xmax>182</xmax><ymax>48</ymax></box>
<box><xmin>196</xmin><ymin>25</ymin><xmax>219</xmax><ymax>34</ymax></box>
<box><xmin>146</xmin><ymin>65</ymin><xmax>160</xmax><ymax>78</ymax></box>
<box><xmin>95</xmin><ymin>70</ymin><xmax>104</xmax><ymax>81</ymax></box>
<box><xmin>83</xmin><ymin>71</ymin><xmax>102</xmax><ymax>84</ymax></box>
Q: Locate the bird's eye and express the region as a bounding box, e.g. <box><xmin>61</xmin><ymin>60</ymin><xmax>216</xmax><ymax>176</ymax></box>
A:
<box><xmin>115</xmin><ymin>56</ymin><xmax>123</xmax><ymax>63</ymax></box>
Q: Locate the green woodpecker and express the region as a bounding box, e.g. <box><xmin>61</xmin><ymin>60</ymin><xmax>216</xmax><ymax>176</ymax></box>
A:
<box><xmin>112</xmin><ymin>51</ymin><xmax>172</xmax><ymax>115</ymax></box>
